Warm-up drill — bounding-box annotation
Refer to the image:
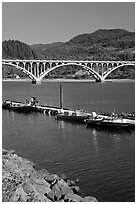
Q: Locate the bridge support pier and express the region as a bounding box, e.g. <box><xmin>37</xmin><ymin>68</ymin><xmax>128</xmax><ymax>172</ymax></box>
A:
<box><xmin>95</xmin><ymin>78</ymin><xmax>101</xmax><ymax>82</ymax></box>
<box><xmin>36</xmin><ymin>80</ymin><xmax>41</xmax><ymax>84</ymax></box>
<box><xmin>101</xmin><ymin>78</ymin><xmax>105</xmax><ymax>83</ymax></box>
<box><xmin>101</xmin><ymin>80</ymin><xmax>105</xmax><ymax>83</ymax></box>
<box><xmin>32</xmin><ymin>79</ymin><xmax>41</xmax><ymax>84</ymax></box>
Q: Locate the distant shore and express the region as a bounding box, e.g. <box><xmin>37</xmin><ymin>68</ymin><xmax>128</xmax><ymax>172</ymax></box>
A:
<box><xmin>2</xmin><ymin>78</ymin><xmax>135</xmax><ymax>83</ymax></box>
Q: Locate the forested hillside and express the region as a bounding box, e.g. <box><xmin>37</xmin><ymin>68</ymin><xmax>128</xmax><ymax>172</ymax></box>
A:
<box><xmin>2</xmin><ymin>29</ymin><xmax>135</xmax><ymax>61</ymax></box>
<box><xmin>2</xmin><ymin>29</ymin><xmax>135</xmax><ymax>79</ymax></box>
<box><xmin>2</xmin><ymin>40</ymin><xmax>38</xmax><ymax>60</ymax></box>
<box><xmin>31</xmin><ymin>29</ymin><xmax>135</xmax><ymax>61</ymax></box>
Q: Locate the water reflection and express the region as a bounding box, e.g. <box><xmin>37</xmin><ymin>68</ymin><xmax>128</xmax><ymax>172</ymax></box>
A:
<box><xmin>58</xmin><ymin>120</ymin><xmax>65</xmax><ymax>130</ymax></box>
<box><xmin>91</xmin><ymin>129</ymin><xmax>99</xmax><ymax>152</ymax></box>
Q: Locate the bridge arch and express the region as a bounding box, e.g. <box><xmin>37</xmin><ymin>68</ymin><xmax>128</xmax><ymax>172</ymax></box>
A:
<box><xmin>39</xmin><ymin>62</ymin><xmax>102</xmax><ymax>81</ymax></box>
<box><xmin>103</xmin><ymin>63</ymin><xmax>135</xmax><ymax>80</ymax></box>
<box><xmin>2</xmin><ymin>62</ymin><xmax>37</xmax><ymax>81</ymax></box>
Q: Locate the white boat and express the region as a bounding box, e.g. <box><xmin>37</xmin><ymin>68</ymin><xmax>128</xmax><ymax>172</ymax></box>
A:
<box><xmin>56</xmin><ymin>109</ymin><xmax>91</xmax><ymax>122</ymax></box>
<box><xmin>85</xmin><ymin>112</ymin><xmax>135</xmax><ymax>129</ymax></box>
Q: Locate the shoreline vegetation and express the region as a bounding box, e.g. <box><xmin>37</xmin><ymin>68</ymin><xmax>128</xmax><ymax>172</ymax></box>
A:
<box><xmin>2</xmin><ymin>149</ymin><xmax>98</xmax><ymax>202</ymax></box>
<box><xmin>2</xmin><ymin>78</ymin><xmax>135</xmax><ymax>83</ymax></box>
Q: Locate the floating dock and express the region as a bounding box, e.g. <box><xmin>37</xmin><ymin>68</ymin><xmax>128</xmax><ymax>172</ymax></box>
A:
<box><xmin>2</xmin><ymin>100</ymin><xmax>71</xmax><ymax>115</ymax></box>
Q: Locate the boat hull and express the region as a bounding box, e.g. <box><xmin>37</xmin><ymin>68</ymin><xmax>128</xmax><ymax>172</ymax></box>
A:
<box><xmin>2</xmin><ymin>101</ymin><xmax>36</xmax><ymax>113</ymax></box>
<box><xmin>86</xmin><ymin>119</ymin><xmax>135</xmax><ymax>129</ymax></box>
<box><xmin>8</xmin><ymin>105</ymin><xmax>36</xmax><ymax>113</ymax></box>
<box><xmin>56</xmin><ymin>114</ymin><xmax>90</xmax><ymax>122</ymax></box>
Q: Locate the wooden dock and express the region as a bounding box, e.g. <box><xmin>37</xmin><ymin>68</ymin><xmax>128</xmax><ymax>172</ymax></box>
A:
<box><xmin>36</xmin><ymin>105</ymin><xmax>70</xmax><ymax>115</ymax></box>
<box><xmin>2</xmin><ymin>99</ymin><xmax>72</xmax><ymax>116</ymax></box>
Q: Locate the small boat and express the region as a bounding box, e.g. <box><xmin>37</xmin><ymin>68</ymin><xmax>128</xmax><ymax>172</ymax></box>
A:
<box><xmin>56</xmin><ymin>109</ymin><xmax>91</xmax><ymax>122</ymax></box>
<box><xmin>2</xmin><ymin>97</ymin><xmax>39</xmax><ymax>113</ymax></box>
<box><xmin>2</xmin><ymin>100</ymin><xmax>35</xmax><ymax>112</ymax></box>
<box><xmin>121</xmin><ymin>112</ymin><xmax>135</xmax><ymax>120</ymax></box>
<box><xmin>85</xmin><ymin>112</ymin><xmax>135</xmax><ymax>129</ymax></box>
<box><xmin>56</xmin><ymin>85</ymin><xmax>91</xmax><ymax>122</ymax></box>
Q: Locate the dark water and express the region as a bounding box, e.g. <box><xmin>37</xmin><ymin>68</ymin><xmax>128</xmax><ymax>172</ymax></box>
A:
<box><xmin>2</xmin><ymin>81</ymin><xmax>135</xmax><ymax>202</ymax></box>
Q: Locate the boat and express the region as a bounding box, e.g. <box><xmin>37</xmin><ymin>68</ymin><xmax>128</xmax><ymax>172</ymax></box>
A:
<box><xmin>85</xmin><ymin>112</ymin><xmax>135</xmax><ymax>129</ymax></box>
<box><xmin>56</xmin><ymin>109</ymin><xmax>91</xmax><ymax>122</ymax></box>
<box><xmin>2</xmin><ymin>97</ymin><xmax>39</xmax><ymax>113</ymax></box>
<box><xmin>98</xmin><ymin>112</ymin><xmax>135</xmax><ymax>121</ymax></box>
<box><xmin>121</xmin><ymin>112</ymin><xmax>135</xmax><ymax>120</ymax></box>
<box><xmin>56</xmin><ymin>84</ymin><xmax>92</xmax><ymax>122</ymax></box>
<box><xmin>2</xmin><ymin>100</ymin><xmax>35</xmax><ymax>113</ymax></box>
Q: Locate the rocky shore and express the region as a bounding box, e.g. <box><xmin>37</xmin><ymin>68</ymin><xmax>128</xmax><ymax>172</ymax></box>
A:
<box><xmin>2</xmin><ymin>149</ymin><xmax>98</xmax><ymax>202</ymax></box>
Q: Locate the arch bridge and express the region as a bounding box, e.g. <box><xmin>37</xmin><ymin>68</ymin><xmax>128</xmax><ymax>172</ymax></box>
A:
<box><xmin>2</xmin><ymin>59</ymin><xmax>135</xmax><ymax>83</ymax></box>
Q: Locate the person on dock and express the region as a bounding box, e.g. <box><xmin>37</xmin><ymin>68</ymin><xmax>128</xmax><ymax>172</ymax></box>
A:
<box><xmin>30</xmin><ymin>96</ymin><xmax>38</xmax><ymax>106</ymax></box>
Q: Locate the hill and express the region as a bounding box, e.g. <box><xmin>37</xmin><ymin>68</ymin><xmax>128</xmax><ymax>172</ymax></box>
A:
<box><xmin>2</xmin><ymin>40</ymin><xmax>38</xmax><ymax>60</ymax></box>
<box><xmin>2</xmin><ymin>29</ymin><xmax>135</xmax><ymax>79</ymax></box>
<box><xmin>30</xmin><ymin>29</ymin><xmax>135</xmax><ymax>61</ymax></box>
<box><xmin>2</xmin><ymin>29</ymin><xmax>135</xmax><ymax>61</ymax></box>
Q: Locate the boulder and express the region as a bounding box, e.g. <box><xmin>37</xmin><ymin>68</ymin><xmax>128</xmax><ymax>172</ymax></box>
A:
<box><xmin>36</xmin><ymin>169</ymin><xmax>48</xmax><ymax>178</ymax></box>
<box><xmin>70</xmin><ymin>185</ymin><xmax>80</xmax><ymax>194</ymax></box>
<box><xmin>5</xmin><ymin>160</ymin><xmax>18</xmax><ymax>172</ymax></box>
<box><xmin>2</xmin><ymin>149</ymin><xmax>98</xmax><ymax>202</ymax></box>
<box><xmin>59</xmin><ymin>173</ymin><xmax>68</xmax><ymax>181</ymax></box>
<box><xmin>46</xmin><ymin>187</ymin><xmax>62</xmax><ymax>201</ymax></box>
<box><xmin>67</xmin><ymin>179</ymin><xmax>76</xmax><ymax>186</ymax></box>
<box><xmin>9</xmin><ymin>149</ymin><xmax>16</xmax><ymax>154</ymax></box>
<box><xmin>2</xmin><ymin>149</ymin><xmax>9</xmax><ymax>154</ymax></box>
<box><xmin>10</xmin><ymin>186</ymin><xmax>28</xmax><ymax>202</ymax></box>
<box><xmin>83</xmin><ymin>196</ymin><xmax>98</xmax><ymax>202</ymax></box>
<box><xmin>22</xmin><ymin>182</ymin><xmax>37</xmax><ymax>194</ymax></box>
<box><xmin>33</xmin><ymin>193</ymin><xmax>52</xmax><ymax>202</ymax></box>
<box><xmin>33</xmin><ymin>183</ymin><xmax>51</xmax><ymax>195</ymax></box>
<box><xmin>26</xmin><ymin>176</ymin><xmax>51</xmax><ymax>195</ymax></box>
<box><xmin>44</xmin><ymin>173</ymin><xmax>58</xmax><ymax>184</ymax></box>
<box><xmin>64</xmin><ymin>193</ymin><xmax>84</xmax><ymax>202</ymax></box>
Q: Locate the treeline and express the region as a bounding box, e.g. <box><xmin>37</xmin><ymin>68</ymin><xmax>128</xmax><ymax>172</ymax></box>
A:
<box><xmin>31</xmin><ymin>29</ymin><xmax>135</xmax><ymax>61</ymax></box>
<box><xmin>2</xmin><ymin>29</ymin><xmax>135</xmax><ymax>79</ymax></box>
<box><xmin>2</xmin><ymin>40</ymin><xmax>38</xmax><ymax>60</ymax></box>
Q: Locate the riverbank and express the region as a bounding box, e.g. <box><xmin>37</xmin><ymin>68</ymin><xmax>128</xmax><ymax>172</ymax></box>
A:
<box><xmin>2</xmin><ymin>149</ymin><xmax>98</xmax><ymax>202</ymax></box>
<box><xmin>2</xmin><ymin>78</ymin><xmax>135</xmax><ymax>83</ymax></box>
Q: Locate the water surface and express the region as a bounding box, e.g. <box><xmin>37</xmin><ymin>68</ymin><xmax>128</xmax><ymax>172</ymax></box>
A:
<box><xmin>2</xmin><ymin>81</ymin><xmax>135</xmax><ymax>202</ymax></box>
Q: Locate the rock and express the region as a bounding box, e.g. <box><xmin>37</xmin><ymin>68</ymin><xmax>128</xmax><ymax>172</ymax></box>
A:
<box><xmin>83</xmin><ymin>196</ymin><xmax>98</xmax><ymax>202</ymax></box>
<box><xmin>2</xmin><ymin>149</ymin><xmax>98</xmax><ymax>202</ymax></box>
<box><xmin>26</xmin><ymin>176</ymin><xmax>51</xmax><ymax>196</ymax></box>
<box><xmin>33</xmin><ymin>183</ymin><xmax>51</xmax><ymax>195</ymax></box>
<box><xmin>29</xmin><ymin>161</ymin><xmax>35</xmax><ymax>168</ymax></box>
<box><xmin>2</xmin><ymin>149</ymin><xmax>9</xmax><ymax>155</ymax></box>
<box><xmin>2</xmin><ymin>178</ymin><xmax>17</xmax><ymax>201</ymax></box>
<box><xmin>36</xmin><ymin>169</ymin><xmax>48</xmax><ymax>178</ymax></box>
<box><xmin>10</xmin><ymin>186</ymin><xmax>28</xmax><ymax>202</ymax></box>
<box><xmin>44</xmin><ymin>173</ymin><xmax>58</xmax><ymax>184</ymax></box>
<box><xmin>5</xmin><ymin>160</ymin><xmax>18</xmax><ymax>172</ymax></box>
<box><xmin>51</xmin><ymin>179</ymin><xmax>74</xmax><ymax>201</ymax></box>
<box><xmin>33</xmin><ymin>193</ymin><xmax>52</xmax><ymax>202</ymax></box>
<box><xmin>64</xmin><ymin>193</ymin><xmax>84</xmax><ymax>202</ymax></box>
<box><xmin>27</xmin><ymin>177</ymin><xmax>50</xmax><ymax>187</ymax></box>
<box><xmin>46</xmin><ymin>178</ymin><xmax>74</xmax><ymax>201</ymax></box>
<box><xmin>59</xmin><ymin>173</ymin><xmax>68</xmax><ymax>181</ymax></box>
<box><xmin>70</xmin><ymin>185</ymin><xmax>80</xmax><ymax>194</ymax></box>
<box><xmin>67</xmin><ymin>179</ymin><xmax>76</xmax><ymax>186</ymax></box>
<box><xmin>46</xmin><ymin>187</ymin><xmax>62</xmax><ymax>201</ymax></box>
<box><xmin>75</xmin><ymin>178</ymin><xmax>80</xmax><ymax>183</ymax></box>
<box><xmin>9</xmin><ymin>149</ymin><xmax>16</xmax><ymax>154</ymax></box>
<box><xmin>22</xmin><ymin>182</ymin><xmax>37</xmax><ymax>194</ymax></box>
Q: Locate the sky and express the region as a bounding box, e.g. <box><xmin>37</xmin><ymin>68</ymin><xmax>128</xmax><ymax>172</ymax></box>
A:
<box><xmin>2</xmin><ymin>2</ymin><xmax>135</xmax><ymax>45</ymax></box>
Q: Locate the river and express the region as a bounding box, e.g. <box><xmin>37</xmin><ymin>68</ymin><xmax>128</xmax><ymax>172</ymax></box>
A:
<box><xmin>2</xmin><ymin>80</ymin><xmax>135</xmax><ymax>202</ymax></box>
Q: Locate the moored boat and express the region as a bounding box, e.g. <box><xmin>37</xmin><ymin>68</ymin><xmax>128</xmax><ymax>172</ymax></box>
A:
<box><xmin>56</xmin><ymin>84</ymin><xmax>91</xmax><ymax>122</ymax></box>
<box><xmin>85</xmin><ymin>112</ymin><xmax>135</xmax><ymax>129</ymax></box>
<box><xmin>2</xmin><ymin>97</ymin><xmax>39</xmax><ymax>113</ymax></box>
<box><xmin>56</xmin><ymin>109</ymin><xmax>91</xmax><ymax>122</ymax></box>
